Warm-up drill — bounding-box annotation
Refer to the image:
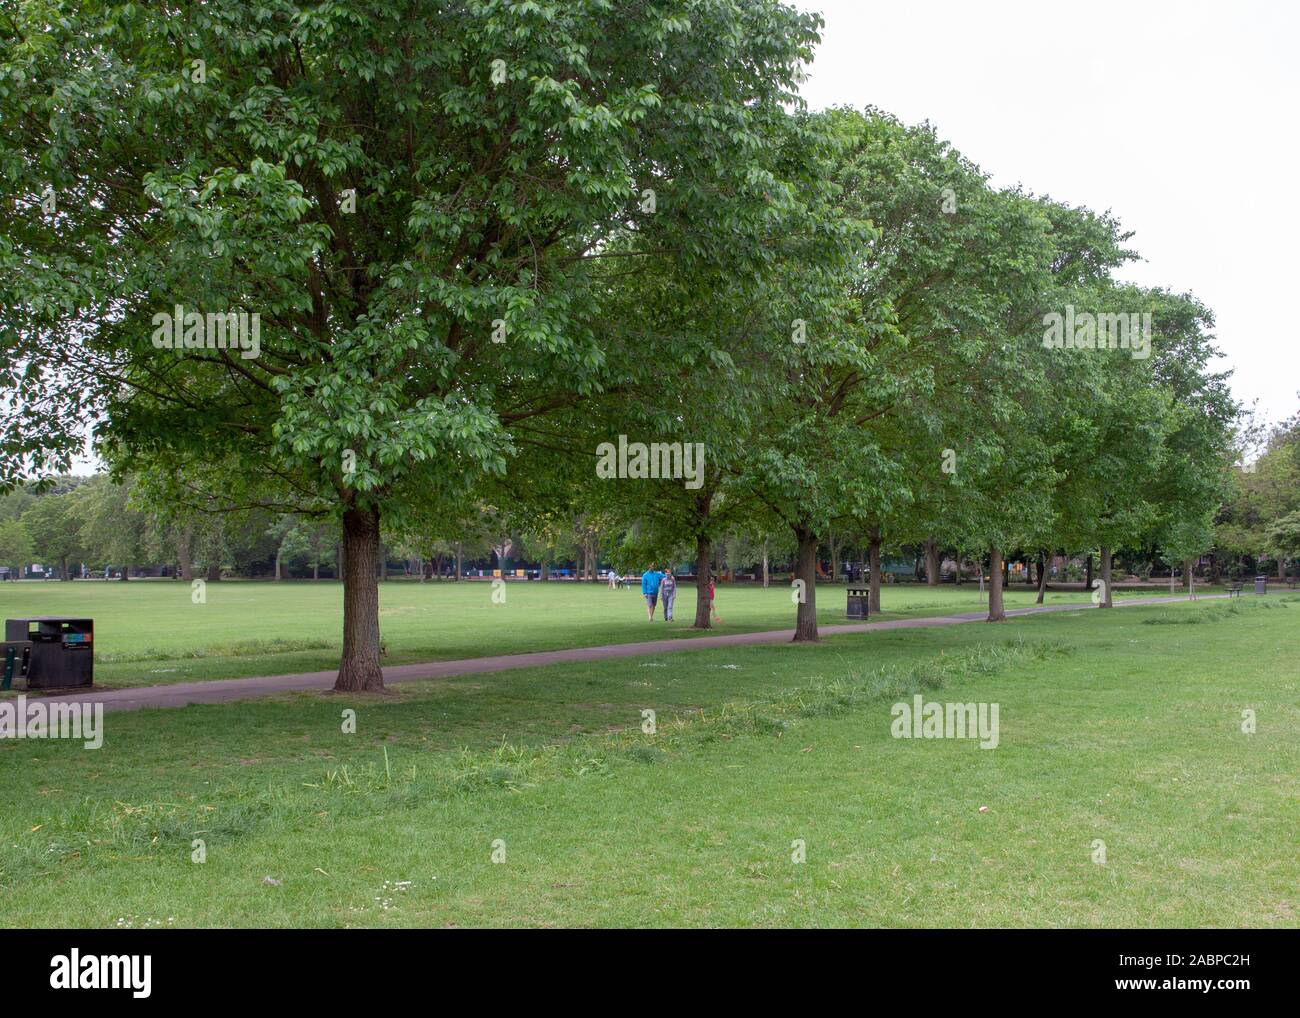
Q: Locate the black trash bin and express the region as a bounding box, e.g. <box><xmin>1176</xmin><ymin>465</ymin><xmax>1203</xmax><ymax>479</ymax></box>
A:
<box><xmin>846</xmin><ymin>587</ymin><xmax>869</xmax><ymax>620</ymax></box>
<box><xmin>1254</xmin><ymin>575</ymin><xmax>1267</xmax><ymax>595</ymax></box>
<box><xmin>3</xmin><ymin>618</ymin><xmax>93</xmax><ymax>689</ymax></box>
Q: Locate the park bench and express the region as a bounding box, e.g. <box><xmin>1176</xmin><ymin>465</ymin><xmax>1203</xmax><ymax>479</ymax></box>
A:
<box><xmin>1227</xmin><ymin>583</ymin><xmax>1243</xmax><ymax>598</ymax></box>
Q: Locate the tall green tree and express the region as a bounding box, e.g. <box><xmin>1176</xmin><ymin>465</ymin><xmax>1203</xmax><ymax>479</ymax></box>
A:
<box><xmin>73</xmin><ymin>475</ymin><xmax>149</xmax><ymax>577</ymax></box>
<box><xmin>0</xmin><ymin>516</ymin><xmax>32</xmax><ymax>577</ymax></box>
<box><xmin>1268</xmin><ymin>510</ymin><xmax>1300</xmax><ymax>579</ymax></box>
<box><xmin>21</xmin><ymin>492</ymin><xmax>83</xmax><ymax>578</ymax></box>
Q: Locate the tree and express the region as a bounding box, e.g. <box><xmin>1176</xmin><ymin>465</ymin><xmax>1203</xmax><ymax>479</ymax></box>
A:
<box><xmin>21</xmin><ymin>492</ymin><xmax>83</xmax><ymax>578</ymax></box>
<box><xmin>2</xmin><ymin>0</ymin><xmax>827</xmax><ymax>688</ymax></box>
<box><xmin>495</xmin><ymin>100</ymin><xmax>856</xmax><ymax>624</ymax></box>
<box><xmin>0</xmin><ymin>517</ymin><xmax>32</xmax><ymax>577</ymax></box>
<box><xmin>277</xmin><ymin>519</ymin><xmax>337</xmax><ymax>580</ymax></box>
<box><xmin>1267</xmin><ymin>510</ymin><xmax>1300</xmax><ymax>579</ymax></box>
<box><xmin>1160</xmin><ymin>512</ymin><xmax>1216</xmax><ymax>596</ymax></box>
<box><xmin>73</xmin><ymin>476</ymin><xmax>149</xmax><ymax>578</ymax></box>
<box><xmin>1141</xmin><ymin>291</ymin><xmax>1237</xmax><ymax>590</ymax></box>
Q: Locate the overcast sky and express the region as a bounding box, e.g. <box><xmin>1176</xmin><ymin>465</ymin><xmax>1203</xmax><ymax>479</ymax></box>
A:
<box><xmin>793</xmin><ymin>0</ymin><xmax>1299</xmax><ymax>429</ymax></box>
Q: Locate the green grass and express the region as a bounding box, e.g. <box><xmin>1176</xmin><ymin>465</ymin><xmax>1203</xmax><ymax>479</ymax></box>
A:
<box><xmin>0</xmin><ymin>594</ymin><xmax>1294</xmax><ymax>927</ymax></box>
<box><xmin>0</xmin><ymin>577</ymin><xmax>1184</xmax><ymax>688</ymax></box>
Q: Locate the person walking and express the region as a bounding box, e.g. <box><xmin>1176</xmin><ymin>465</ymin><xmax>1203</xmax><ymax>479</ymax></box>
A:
<box><xmin>660</xmin><ymin>566</ymin><xmax>677</xmax><ymax>621</ymax></box>
<box><xmin>641</xmin><ymin>564</ymin><xmax>663</xmax><ymax>620</ymax></box>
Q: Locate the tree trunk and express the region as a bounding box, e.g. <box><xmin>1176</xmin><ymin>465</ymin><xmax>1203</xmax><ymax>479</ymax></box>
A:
<box><xmin>692</xmin><ymin>534</ymin><xmax>712</xmax><ymax>630</ymax></box>
<box><xmin>988</xmin><ymin>546</ymin><xmax>1006</xmax><ymax>621</ymax></box>
<box><xmin>828</xmin><ymin>526</ymin><xmax>840</xmax><ymax>585</ymax></box>
<box><xmin>1185</xmin><ymin>557</ymin><xmax>1195</xmax><ymax>596</ymax></box>
<box><xmin>541</xmin><ymin>560</ymin><xmax>550</xmax><ymax>581</ymax></box>
<box><xmin>313</xmin><ymin>561</ymin><xmax>320</xmax><ymax>581</ymax></box>
<box><xmin>761</xmin><ymin>541</ymin><xmax>769</xmax><ymax>589</ymax></box>
<box><xmin>1099</xmin><ymin>545</ymin><xmax>1114</xmax><ymax>608</ymax></box>
<box><xmin>1035</xmin><ymin>552</ymin><xmax>1048</xmax><ymax>604</ymax></box>
<box><xmin>60</xmin><ymin>554</ymin><xmax>70</xmax><ymax>581</ymax></box>
<box><xmin>924</xmin><ymin>539</ymin><xmax>940</xmax><ymax>586</ymax></box>
<box><xmin>792</xmin><ymin>524</ymin><xmax>819</xmax><ymax>642</ymax></box>
<box><xmin>953</xmin><ymin>555</ymin><xmax>962</xmax><ymax>585</ymax></box>
<box><xmin>455</xmin><ymin>541</ymin><xmax>463</xmax><ymax>582</ymax></box>
<box><xmin>177</xmin><ymin>525</ymin><xmax>194</xmax><ymax>582</ymax></box>
<box><xmin>1277</xmin><ymin>557</ymin><xmax>1286</xmax><ymax>581</ymax></box>
<box><xmin>119</xmin><ymin>564</ymin><xmax>130</xmax><ymax>581</ymax></box>
<box><xmin>274</xmin><ymin>542</ymin><xmax>283</xmax><ymax>581</ymax></box>
<box><xmin>334</xmin><ymin>505</ymin><xmax>384</xmax><ymax>691</ymax></box>
<box><xmin>867</xmin><ymin>525</ymin><xmax>882</xmax><ymax>614</ymax></box>
<box><xmin>206</xmin><ymin>562</ymin><xmax>221</xmax><ymax>582</ymax></box>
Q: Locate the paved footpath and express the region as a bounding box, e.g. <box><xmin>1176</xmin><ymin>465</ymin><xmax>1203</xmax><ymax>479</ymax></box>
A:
<box><xmin>28</xmin><ymin>592</ymin><xmax>1235</xmax><ymax>714</ymax></box>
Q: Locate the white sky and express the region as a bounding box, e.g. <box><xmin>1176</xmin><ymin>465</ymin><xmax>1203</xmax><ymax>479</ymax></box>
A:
<box><xmin>793</xmin><ymin>0</ymin><xmax>1299</xmax><ymax>428</ymax></box>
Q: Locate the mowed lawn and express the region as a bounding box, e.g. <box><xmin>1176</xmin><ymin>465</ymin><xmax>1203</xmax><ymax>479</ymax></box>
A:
<box><xmin>0</xmin><ymin>595</ymin><xmax>1295</xmax><ymax>927</ymax></box>
<box><xmin>0</xmin><ymin>577</ymin><xmax>1173</xmax><ymax>688</ymax></box>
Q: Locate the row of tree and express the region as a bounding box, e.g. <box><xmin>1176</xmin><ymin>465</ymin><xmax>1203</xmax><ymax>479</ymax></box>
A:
<box><xmin>0</xmin><ymin>474</ymin><xmax>331</xmax><ymax>580</ymax></box>
<box><xmin>4</xmin><ymin>461</ymin><xmax>1292</xmax><ymax>590</ymax></box>
<box><xmin>1</xmin><ymin>1</ymin><xmax>1282</xmax><ymax>690</ymax></box>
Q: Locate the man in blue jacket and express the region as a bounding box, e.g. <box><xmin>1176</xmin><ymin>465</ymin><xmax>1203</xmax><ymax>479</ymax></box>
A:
<box><xmin>641</xmin><ymin>565</ymin><xmax>663</xmax><ymax>620</ymax></box>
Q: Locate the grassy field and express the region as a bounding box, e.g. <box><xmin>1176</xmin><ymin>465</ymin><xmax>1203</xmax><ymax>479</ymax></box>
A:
<box><xmin>0</xmin><ymin>577</ymin><xmax>1175</xmax><ymax>688</ymax></box>
<box><xmin>0</xmin><ymin>593</ymin><xmax>1295</xmax><ymax>927</ymax></box>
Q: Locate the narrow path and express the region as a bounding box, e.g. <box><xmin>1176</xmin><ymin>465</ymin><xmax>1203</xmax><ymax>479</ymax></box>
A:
<box><xmin>30</xmin><ymin>592</ymin><xmax>1235</xmax><ymax>713</ymax></box>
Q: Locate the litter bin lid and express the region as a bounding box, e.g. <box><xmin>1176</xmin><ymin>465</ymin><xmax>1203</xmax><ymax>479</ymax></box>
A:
<box><xmin>7</xmin><ymin>617</ymin><xmax>94</xmax><ymax>629</ymax></box>
<box><xmin>8</xmin><ymin>616</ymin><xmax>93</xmax><ymax>621</ymax></box>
